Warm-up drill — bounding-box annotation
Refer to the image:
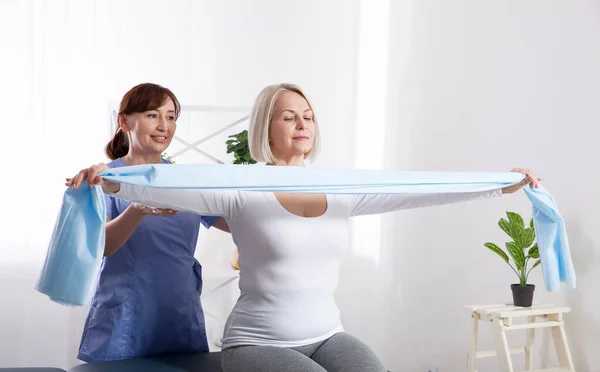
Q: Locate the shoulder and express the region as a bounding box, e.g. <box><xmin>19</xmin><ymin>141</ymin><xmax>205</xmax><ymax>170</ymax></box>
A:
<box><xmin>107</xmin><ymin>158</ymin><xmax>125</xmax><ymax>169</ymax></box>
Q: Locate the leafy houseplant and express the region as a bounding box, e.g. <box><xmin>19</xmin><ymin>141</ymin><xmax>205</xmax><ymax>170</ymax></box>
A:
<box><xmin>225</xmin><ymin>129</ymin><xmax>256</xmax><ymax>270</ymax></box>
<box><xmin>484</xmin><ymin>211</ymin><xmax>541</xmax><ymax>307</ymax></box>
<box><xmin>226</xmin><ymin>130</ymin><xmax>257</xmax><ymax>165</ymax></box>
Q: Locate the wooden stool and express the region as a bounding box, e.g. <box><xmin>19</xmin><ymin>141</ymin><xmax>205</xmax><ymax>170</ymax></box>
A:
<box><xmin>465</xmin><ymin>303</ymin><xmax>575</xmax><ymax>372</ymax></box>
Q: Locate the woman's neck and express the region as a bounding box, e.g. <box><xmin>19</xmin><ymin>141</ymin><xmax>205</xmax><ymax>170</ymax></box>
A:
<box><xmin>267</xmin><ymin>155</ymin><xmax>306</xmax><ymax>167</ymax></box>
<box><xmin>121</xmin><ymin>152</ymin><xmax>163</xmax><ymax>166</ymax></box>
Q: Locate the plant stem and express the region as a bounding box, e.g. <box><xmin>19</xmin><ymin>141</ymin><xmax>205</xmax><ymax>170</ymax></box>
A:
<box><xmin>526</xmin><ymin>264</ymin><xmax>536</xmax><ymax>283</ymax></box>
<box><xmin>506</xmin><ymin>262</ymin><xmax>520</xmax><ymax>279</ymax></box>
<box><xmin>520</xmin><ymin>254</ymin><xmax>532</xmax><ymax>286</ymax></box>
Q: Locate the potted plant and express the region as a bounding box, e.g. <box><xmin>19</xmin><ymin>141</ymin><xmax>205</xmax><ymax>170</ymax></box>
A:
<box><xmin>483</xmin><ymin>211</ymin><xmax>541</xmax><ymax>307</ymax></box>
<box><xmin>225</xmin><ymin>129</ymin><xmax>256</xmax><ymax>269</ymax></box>
<box><xmin>226</xmin><ymin>129</ymin><xmax>257</xmax><ymax>165</ymax></box>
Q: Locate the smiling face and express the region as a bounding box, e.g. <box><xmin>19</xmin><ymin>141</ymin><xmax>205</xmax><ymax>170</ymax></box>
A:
<box><xmin>268</xmin><ymin>91</ymin><xmax>316</xmax><ymax>162</ymax></box>
<box><xmin>120</xmin><ymin>98</ymin><xmax>177</xmax><ymax>156</ymax></box>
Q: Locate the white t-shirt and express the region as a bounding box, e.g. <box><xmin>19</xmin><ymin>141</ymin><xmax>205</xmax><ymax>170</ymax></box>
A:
<box><xmin>112</xmin><ymin>184</ymin><xmax>502</xmax><ymax>349</ymax></box>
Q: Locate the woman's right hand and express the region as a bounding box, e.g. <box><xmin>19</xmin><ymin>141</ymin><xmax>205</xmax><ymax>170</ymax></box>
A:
<box><xmin>65</xmin><ymin>163</ymin><xmax>120</xmax><ymax>193</ymax></box>
<box><xmin>130</xmin><ymin>203</ymin><xmax>179</xmax><ymax>217</ymax></box>
<box><xmin>65</xmin><ymin>164</ymin><xmax>177</xmax><ymax>217</ymax></box>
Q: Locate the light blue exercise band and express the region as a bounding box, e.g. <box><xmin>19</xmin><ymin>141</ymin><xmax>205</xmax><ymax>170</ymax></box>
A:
<box><xmin>36</xmin><ymin>164</ymin><xmax>575</xmax><ymax>306</ymax></box>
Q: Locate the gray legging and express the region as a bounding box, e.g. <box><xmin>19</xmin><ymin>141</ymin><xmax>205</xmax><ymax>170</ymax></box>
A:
<box><xmin>221</xmin><ymin>332</ymin><xmax>387</xmax><ymax>372</ymax></box>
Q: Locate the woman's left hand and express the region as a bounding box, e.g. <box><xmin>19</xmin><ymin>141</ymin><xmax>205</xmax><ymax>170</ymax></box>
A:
<box><xmin>502</xmin><ymin>168</ymin><xmax>542</xmax><ymax>194</ymax></box>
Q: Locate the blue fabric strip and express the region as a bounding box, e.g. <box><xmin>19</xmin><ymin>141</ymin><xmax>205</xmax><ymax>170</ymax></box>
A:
<box><xmin>36</xmin><ymin>182</ymin><xmax>106</xmax><ymax>306</ymax></box>
<box><xmin>36</xmin><ymin>164</ymin><xmax>575</xmax><ymax>306</ymax></box>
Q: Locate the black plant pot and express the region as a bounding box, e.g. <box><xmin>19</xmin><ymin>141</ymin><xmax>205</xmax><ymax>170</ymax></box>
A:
<box><xmin>511</xmin><ymin>284</ymin><xmax>535</xmax><ymax>307</ymax></box>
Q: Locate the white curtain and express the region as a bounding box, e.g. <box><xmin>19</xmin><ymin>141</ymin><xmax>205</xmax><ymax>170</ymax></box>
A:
<box><xmin>0</xmin><ymin>0</ymin><xmax>363</xmax><ymax>369</ymax></box>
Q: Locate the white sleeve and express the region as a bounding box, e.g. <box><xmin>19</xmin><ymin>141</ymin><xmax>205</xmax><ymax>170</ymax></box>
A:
<box><xmin>350</xmin><ymin>189</ymin><xmax>503</xmax><ymax>217</ymax></box>
<box><xmin>109</xmin><ymin>183</ymin><xmax>239</xmax><ymax>219</ymax></box>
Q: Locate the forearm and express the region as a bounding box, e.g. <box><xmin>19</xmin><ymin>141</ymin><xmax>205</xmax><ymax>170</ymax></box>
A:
<box><xmin>104</xmin><ymin>206</ymin><xmax>146</xmax><ymax>256</ymax></box>
<box><xmin>108</xmin><ymin>183</ymin><xmax>231</xmax><ymax>217</ymax></box>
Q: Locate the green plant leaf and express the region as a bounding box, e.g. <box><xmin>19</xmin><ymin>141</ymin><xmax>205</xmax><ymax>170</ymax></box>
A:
<box><xmin>498</xmin><ymin>218</ymin><xmax>511</xmax><ymax>238</ymax></box>
<box><xmin>507</xmin><ymin>211</ymin><xmax>524</xmax><ymax>228</ymax></box>
<box><xmin>527</xmin><ymin>244</ymin><xmax>539</xmax><ymax>259</ymax></box>
<box><xmin>523</xmin><ymin>228</ymin><xmax>535</xmax><ymax>248</ymax></box>
<box><xmin>225</xmin><ymin>129</ymin><xmax>256</xmax><ymax>165</ymax></box>
<box><xmin>506</xmin><ymin>242</ymin><xmax>525</xmax><ymax>270</ymax></box>
<box><xmin>484</xmin><ymin>242</ymin><xmax>509</xmax><ymax>263</ymax></box>
<box><xmin>530</xmin><ymin>217</ymin><xmax>535</xmax><ymax>230</ymax></box>
<box><xmin>229</xmin><ymin>146</ymin><xmax>243</xmax><ymax>154</ymax></box>
<box><xmin>509</xmin><ymin>223</ymin><xmax>526</xmax><ymax>248</ymax></box>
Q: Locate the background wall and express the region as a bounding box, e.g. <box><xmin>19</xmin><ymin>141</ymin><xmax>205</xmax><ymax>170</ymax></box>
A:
<box><xmin>1</xmin><ymin>1</ymin><xmax>598</xmax><ymax>371</ymax></box>
<box><xmin>379</xmin><ymin>1</ymin><xmax>600</xmax><ymax>371</ymax></box>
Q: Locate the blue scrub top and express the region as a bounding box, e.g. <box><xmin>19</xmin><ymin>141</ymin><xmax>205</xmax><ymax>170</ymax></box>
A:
<box><xmin>78</xmin><ymin>158</ymin><xmax>220</xmax><ymax>362</ymax></box>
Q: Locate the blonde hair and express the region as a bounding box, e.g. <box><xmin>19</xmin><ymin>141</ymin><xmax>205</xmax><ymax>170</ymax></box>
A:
<box><xmin>248</xmin><ymin>83</ymin><xmax>321</xmax><ymax>164</ymax></box>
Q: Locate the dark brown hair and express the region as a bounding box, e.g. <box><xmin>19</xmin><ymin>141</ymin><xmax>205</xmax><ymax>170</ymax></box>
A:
<box><xmin>105</xmin><ymin>83</ymin><xmax>181</xmax><ymax>160</ymax></box>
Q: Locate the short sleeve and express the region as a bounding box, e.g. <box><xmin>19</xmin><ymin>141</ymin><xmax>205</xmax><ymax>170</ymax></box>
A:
<box><xmin>104</xmin><ymin>194</ymin><xmax>119</xmax><ymax>220</ymax></box>
<box><xmin>200</xmin><ymin>216</ymin><xmax>221</xmax><ymax>229</ymax></box>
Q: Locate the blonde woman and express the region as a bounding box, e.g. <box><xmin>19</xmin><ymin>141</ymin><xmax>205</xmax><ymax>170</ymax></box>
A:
<box><xmin>70</xmin><ymin>83</ymin><xmax>539</xmax><ymax>371</ymax></box>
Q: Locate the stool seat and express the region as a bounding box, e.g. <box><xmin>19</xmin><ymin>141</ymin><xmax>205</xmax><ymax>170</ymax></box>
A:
<box><xmin>68</xmin><ymin>351</ymin><xmax>222</xmax><ymax>372</ymax></box>
<box><xmin>465</xmin><ymin>303</ymin><xmax>575</xmax><ymax>372</ymax></box>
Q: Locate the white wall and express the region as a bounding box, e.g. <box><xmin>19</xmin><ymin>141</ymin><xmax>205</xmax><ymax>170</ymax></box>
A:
<box><xmin>0</xmin><ymin>0</ymin><xmax>360</xmax><ymax>368</ymax></box>
<box><xmin>382</xmin><ymin>1</ymin><xmax>600</xmax><ymax>371</ymax></box>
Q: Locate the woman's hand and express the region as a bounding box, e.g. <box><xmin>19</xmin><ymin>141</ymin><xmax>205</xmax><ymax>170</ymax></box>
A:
<box><xmin>130</xmin><ymin>203</ymin><xmax>179</xmax><ymax>217</ymax></box>
<box><xmin>65</xmin><ymin>163</ymin><xmax>120</xmax><ymax>193</ymax></box>
<box><xmin>501</xmin><ymin>167</ymin><xmax>542</xmax><ymax>194</ymax></box>
<box><xmin>66</xmin><ymin>163</ymin><xmax>177</xmax><ymax>217</ymax></box>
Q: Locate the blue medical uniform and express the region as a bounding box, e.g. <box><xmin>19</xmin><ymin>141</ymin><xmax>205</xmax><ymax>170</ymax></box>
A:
<box><xmin>77</xmin><ymin>158</ymin><xmax>220</xmax><ymax>362</ymax></box>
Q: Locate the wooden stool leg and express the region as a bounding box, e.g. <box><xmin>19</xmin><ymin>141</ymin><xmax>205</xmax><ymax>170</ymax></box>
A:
<box><xmin>548</xmin><ymin>314</ymin><xmax>575</xmax><ymax>370</ymax></box>
<box><xmin>467</xmin><ymin>313</ymin><xmax>479</xmax><ymax>372</ymax></box>
<box><xmin>525</xmin><ymin>315</ymin><xmax>535</xmax><ymax>371</ymax></box>
<box><xmin>491</xmin><ymin>316</ymin><xmax>514</xmax><ymax>372</ymax></box>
